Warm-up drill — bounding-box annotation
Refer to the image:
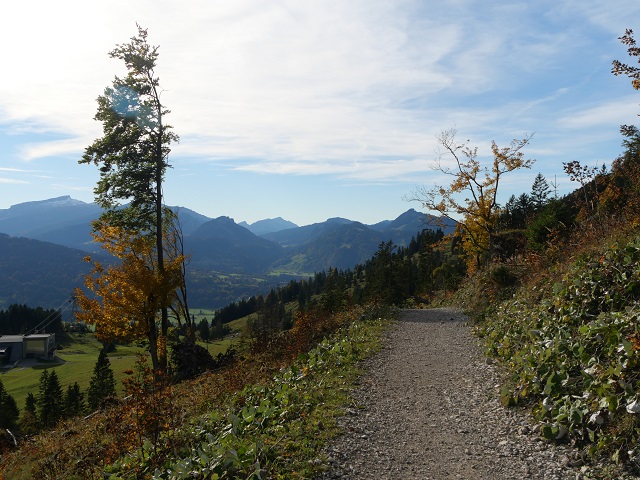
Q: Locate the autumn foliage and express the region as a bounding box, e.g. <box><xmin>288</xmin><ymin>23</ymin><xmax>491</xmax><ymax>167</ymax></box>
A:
<box><xmin>74</xmin><ymin>221</ymin><xmax>185</xmax><ymax>370</ymax></box>
<box><xmin>410</xmin><ymin>129</ymin><xmax>534</xmax><ymax>269</ymax></box>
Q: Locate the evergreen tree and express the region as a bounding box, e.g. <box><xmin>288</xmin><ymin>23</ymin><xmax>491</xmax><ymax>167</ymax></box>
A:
<box><xmin>365</xmin><ymin>241</ymin><xmax>405</xmax><ymax>305</ymax></box>
<box><xmin>531</xmin><ymin>173</ymin><xmax>551</xmax><ymax>210</ymax></box>
<box><xmin>0</xmin><ymin>304</ymin><xmax>63</xmax><ymax>335</ymax></box>
<box><xmin>19</xmin><ymin>392</ymin><xmax>38</xmax><ymax>435</ymax></box>
<box><xmin>64</xmin><ymin>382</ymin><xmax>86</xmax><ymax>418</ymax></box>
<box><xmin>320</xmin><ymin>268</ymin><xmax>347</xmax><ymax>313</ymax></box>
<box><xmin>37</xmin><ymin>369</ymin><xmax>64</xmax><ymax>429</ymax></box>
<box><xmin>87</xmin><ymin>349</ymin><xmax>117</xmax><ymax>411</ymax></box>
<box><xmin>211</xmin><ymin>318</ymin><xmax>230</xmax><ymax>340</ymax></box>
<box><xmin>0</xmin><ymin>379</ymin><xmax>19</xmax><ymax>430</ymax></box>
<box><xmin>500</xmin><ymin>193</ymin><xmax>533</xmax><ymax>230</ymax></box>
<box><xmin>197</xmin><ymin>318</ymin><xmax>210</xmax><ymax>341</ymax></box>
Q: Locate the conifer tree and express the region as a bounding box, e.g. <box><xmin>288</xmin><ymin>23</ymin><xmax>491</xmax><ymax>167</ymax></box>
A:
<box><xmin>64</xmin><ymin>382</ymin><xmax>86</xmax><ymax>418</ymax></box>
<box><xmin>365</xmin><ymin>241</ymin><xmax>405</xmax><ymax>305</ymax></box>
<box><xmin>87</xmin><ymin>349</ymin><xmax>117</xmax><ymax>411</ymax></box>
<box><xmin>0</xmin><ymin>379</ymin><xmax>19</xmax><ymax>430</ymax></box>
<box><xmin>19</xmin><ymin>392</ymin><xmax>38</xmax><ymax>435</ymax></box>
<box><xmin>37</xmin><ymin>369</ymin><xmax>64</xmax><ymax>429</ymax></box>
<box><xmin>198</xmin><ymin>318</ymin><xmax>210</xmax><ymax>341</ymax></box>
<box><xmin>530</xmin><ymin>173</ymin><xmax>550</xmax><ymax>210</ymax></box>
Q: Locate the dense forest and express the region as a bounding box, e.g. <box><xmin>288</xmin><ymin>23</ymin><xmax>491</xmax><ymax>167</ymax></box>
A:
<box><xmin>0</xmin><ymin>304</ymin><xmax>63</xmax><ymax>335</ymax></box>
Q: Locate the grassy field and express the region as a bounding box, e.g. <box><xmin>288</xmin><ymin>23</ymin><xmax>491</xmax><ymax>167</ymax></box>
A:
<box><xmin>1</xmin><ymin>315</ymin><xmax>247</xmax><ymax>410</ymax></box>
<box><xmin>0</xmin><ymin>334</ymin><xmax>142</xmax><ymax>409</ymax></box>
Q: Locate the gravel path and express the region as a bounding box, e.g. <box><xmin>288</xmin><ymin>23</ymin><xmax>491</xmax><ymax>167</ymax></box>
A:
<box><xmin>317</xmin><ymin>308</ymin><xmax>582</xmax><ymax>480</ymax></box>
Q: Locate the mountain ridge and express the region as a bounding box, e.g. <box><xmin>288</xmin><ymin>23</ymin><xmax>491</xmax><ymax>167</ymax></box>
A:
<box><xmin>0</xmin><ymin>196</ymin><xmax>457</xmax><ymax>309</ymax></box>
<box><xmin>239</xmin><ymin>217</ymin><xmax>299</xmax><ymax>235</ymax></box>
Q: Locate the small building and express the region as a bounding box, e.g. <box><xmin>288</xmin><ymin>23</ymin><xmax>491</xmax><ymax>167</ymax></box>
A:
<box><xmin>0</xmin><ymin>333</ymin><xmax>56</xmax><ymax>364</ymax></box>
<box><xmin>0</xmin><ymin>335</ymin><xmax>23</xmax><ymax>364</ymax></box>
<box><xmin>23</xmin><ymin>334</ymin><xmax>57</xmax><ymax>359</ymax></box>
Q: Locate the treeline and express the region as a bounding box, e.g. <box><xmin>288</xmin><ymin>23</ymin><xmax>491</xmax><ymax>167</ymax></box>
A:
<box><xmin>208</xmin><ymin>227</ymin><xmax>463</xmax><ymax>339</ymax></box>
<box><xmin>0</xmin><ymin>304</ymin><xmax>63</xmax><ymax>335</ymax></box>
<box><xmin>491</xmin><ymin>124</ymin><xmax>640</xmax><ymax>270</ymax></box>
<box><xmin>208</xmin><ymin>119</ymin><xmax>640</xmax><ymax>342</ymax></box>
<box><xmin>0</xmin><ymin>341</ymin><xmax>238</xmax><ymax>439</ymax></box>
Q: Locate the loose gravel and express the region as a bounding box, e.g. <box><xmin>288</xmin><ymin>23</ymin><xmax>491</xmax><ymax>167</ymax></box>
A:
<box><xmin>317</xmin><ymin>308</ymin><xmax>585</xmax><ymax>480</ymax></box>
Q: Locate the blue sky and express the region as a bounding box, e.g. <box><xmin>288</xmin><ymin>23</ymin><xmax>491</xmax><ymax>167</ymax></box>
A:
<box><xmin>1</xmin><ymin>1</ymin><xmax>639</xmax><ymax>226</ymax></box>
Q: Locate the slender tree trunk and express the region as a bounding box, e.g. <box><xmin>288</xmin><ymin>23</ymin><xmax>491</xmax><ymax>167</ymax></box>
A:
<box><xmin>147</xmin><ymin>313</ymin><xmax>160</xmax><ymax>372</ymax></box>
<box><xmin>155</xmin><ymin>139</ymin><xmax>168</xmax><ymax>370</ymax></box>
<box><xmin>154</xmin><ymin>89</ymin><xmax>168</xmax><ymax>371</ymax></box>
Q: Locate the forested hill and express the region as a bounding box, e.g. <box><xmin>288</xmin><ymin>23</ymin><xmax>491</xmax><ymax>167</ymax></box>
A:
<box><xmin>0</xmin><ymin>203</ymin><xmax>454</xmax><ymax>309</ymax></box>
<box><xmin>0</xmin><ymin>234</ymin><xmax>94</xmax><ymax>309</ymax></box>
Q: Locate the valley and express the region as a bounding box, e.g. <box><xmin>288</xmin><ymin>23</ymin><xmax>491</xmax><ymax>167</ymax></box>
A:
<box><xmin>0</xmin><ymin>196</ymin><xmax>454</xmax><ymax>310</ymax></box>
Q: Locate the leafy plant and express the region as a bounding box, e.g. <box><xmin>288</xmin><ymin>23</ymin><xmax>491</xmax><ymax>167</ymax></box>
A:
<box><xmin>105</xmin><ymin>306</ymin><xmax>392</xmax><ymax>479</ymax></box>
<box><xmin>480</xmin><ymin>235</ymin><xmax>640</xmax><ymax>469</ymax></box>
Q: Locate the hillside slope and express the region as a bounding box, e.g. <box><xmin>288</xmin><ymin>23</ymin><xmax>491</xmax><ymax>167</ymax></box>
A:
<box><xmin>188</xmin><ymin>216</ymin><xmax>284</xmax><ymax>273</ymax></box>
<box><xmin>451</xmin><ymin>224</ymin><xmax>640</xmax><ymax>477</ymax></box>
<box><xmin>0</xmin><ymin>234</ymin><xmax>95</xmax><ymax>310</ymax></box>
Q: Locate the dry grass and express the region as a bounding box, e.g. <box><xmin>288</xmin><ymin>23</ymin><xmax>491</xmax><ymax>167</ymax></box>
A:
<box><xmin>0</xmin><ymin>305</ymin><xmax>382</xmax><ymax>479</ymax></box>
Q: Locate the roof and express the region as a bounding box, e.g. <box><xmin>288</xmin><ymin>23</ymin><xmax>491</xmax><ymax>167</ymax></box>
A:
<box><xmin>0</xmin><ymin>333</ymin><xmax>55</xmax><ymax>342</ymax></box>
<box><xmin>24</xmin><ymin>334</ymin><xmax>55</xmax><ymax>339</ymax></box>
<box><xmin>0</xmin><ymin>335</ymin><xmax>26</xmax><ymax>343</ymax></box>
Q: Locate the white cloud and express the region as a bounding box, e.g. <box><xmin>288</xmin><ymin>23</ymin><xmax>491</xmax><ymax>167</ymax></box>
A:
<box><xmin>557</xmin><ymin>96</ymin><xmax>639</xmax><ymax>129</ymax></box>
<box><xmin>553</xmin><ymin>0</ymin><xmax>640</xmax><ymax>35</ymax></box>
<box><xmin>18</xmin><ymin>138</ymin><xmax>90</xmax><ymax>162</ymax></box>
<box><xmin>0</xmin><ymin>178</ymin><xmax>27</xmax><ymax>184</ymax></box>
<box><xmin>0</xmin><ymin>0</ymin><xmax>638</xmax><ymax>189</ymax></box>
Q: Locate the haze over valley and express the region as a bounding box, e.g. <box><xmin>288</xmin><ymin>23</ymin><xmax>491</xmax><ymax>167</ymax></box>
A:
<box><xmin>0</xmin><ymin>196</ymin><xmax>454</xmax><ymax>310</ymax></box>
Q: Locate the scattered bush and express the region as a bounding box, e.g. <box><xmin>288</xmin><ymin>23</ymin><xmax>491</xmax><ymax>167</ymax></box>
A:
<box><xmin>0</xmin><ymin>304</ymin><xmax>394</xmax><ymax>479</ymax></box>
<box><xmin>479</xmin><ymin>234</ymin><xmax>640</xmax><ymax>471</ymax></box>
<box><xmin>170</xmin><ymin>341</ymin><xmax>217</xmax><ymax>381</ymax></box>
<box><xmin>489</xmin><ymin>265</ymin><xmax>518</xmax><ymax>288</ymax></box>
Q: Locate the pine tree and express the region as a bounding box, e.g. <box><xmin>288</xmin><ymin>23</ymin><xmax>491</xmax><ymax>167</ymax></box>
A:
<box><xmin>64</xmin><ymin>382</ymin><xmax>86</xmax><ymax>418</ymax></box>
<box><xmin>37</xmin><ymin>369</ymin><xmax>64</xmax><ymax>429</ymax></box>
<box><xmin>87</xmin><ymin>349</ymin><xmax>117</xmax><ymax>411</ymax></box>
<box><xmin>197</xmin><ymin>318</ymin><xmax>210</xmax><ymax>341</ymax></box>
<box><xmin>19</xmin><ymin>392</ymin><xmax>38</xmax><ymax>435</ymax></box>
<box><xmin>530</xmin><ymin>173</ymin><xmax>551</xmax><ymax>210</ymax></box>
<box><xmin>0</xmin><ymin>379</ymin><xmax>19</xmax><ymax>429</ymax></box>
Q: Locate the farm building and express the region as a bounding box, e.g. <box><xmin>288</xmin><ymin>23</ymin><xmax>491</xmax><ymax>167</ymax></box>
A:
<box><xmin>0</xmin><ymin>333</ymin><xmax>56</xmax><ymax>364</ymax></box>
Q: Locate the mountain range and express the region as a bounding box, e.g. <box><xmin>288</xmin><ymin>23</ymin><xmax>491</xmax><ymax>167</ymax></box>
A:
<box><xmin>0</xmin><ymin>196</ymin><xmax>456</xmax><ymax>310</ymax></box>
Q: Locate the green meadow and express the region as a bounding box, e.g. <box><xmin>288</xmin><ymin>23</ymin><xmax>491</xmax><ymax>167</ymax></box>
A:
<box><xmin>1</xmin><ymin>314</ymin><xmax>246</xmax><ymax>410</ymax></box>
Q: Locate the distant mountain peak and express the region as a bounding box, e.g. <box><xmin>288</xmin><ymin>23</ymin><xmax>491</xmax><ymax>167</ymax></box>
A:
<box><xmin>9</xmin><ymin>196</ymin><xmax>91</xmax><ymax>210</ymax></box>
<box><xmin>240</xmin><ymin>217</ymin><xmax>298</xmax><ymax>236</ymax></box>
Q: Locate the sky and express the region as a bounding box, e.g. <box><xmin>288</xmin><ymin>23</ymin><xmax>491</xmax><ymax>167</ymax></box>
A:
<box><xmin>0</xmin><ymin>1</ymin><xmax>639</xmax><ymax>227</ymax></box>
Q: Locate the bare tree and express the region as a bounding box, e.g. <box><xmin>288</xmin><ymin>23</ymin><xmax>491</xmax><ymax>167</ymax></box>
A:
<box><xmin>409</xmin><ymin>129</ymin><xmax>534</xmax><ymax>265</ymax></box>
<box><xmin>165</xmin><ymin>210</ymin><xmax>195</xmax><ymax>342</ymax></box>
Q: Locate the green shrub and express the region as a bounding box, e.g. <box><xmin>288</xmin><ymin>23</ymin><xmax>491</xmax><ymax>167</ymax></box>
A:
<box><xmin>480</xmin><ymin>235</ymin><xmax>640</xmax><ymax>468</ymax></box>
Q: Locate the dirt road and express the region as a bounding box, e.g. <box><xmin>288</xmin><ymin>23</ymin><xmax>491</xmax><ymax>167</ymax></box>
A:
<box><xmin>318</xmin><ymin>308</ymin><xmax>579</xmax><ymax>480</ymax></box>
